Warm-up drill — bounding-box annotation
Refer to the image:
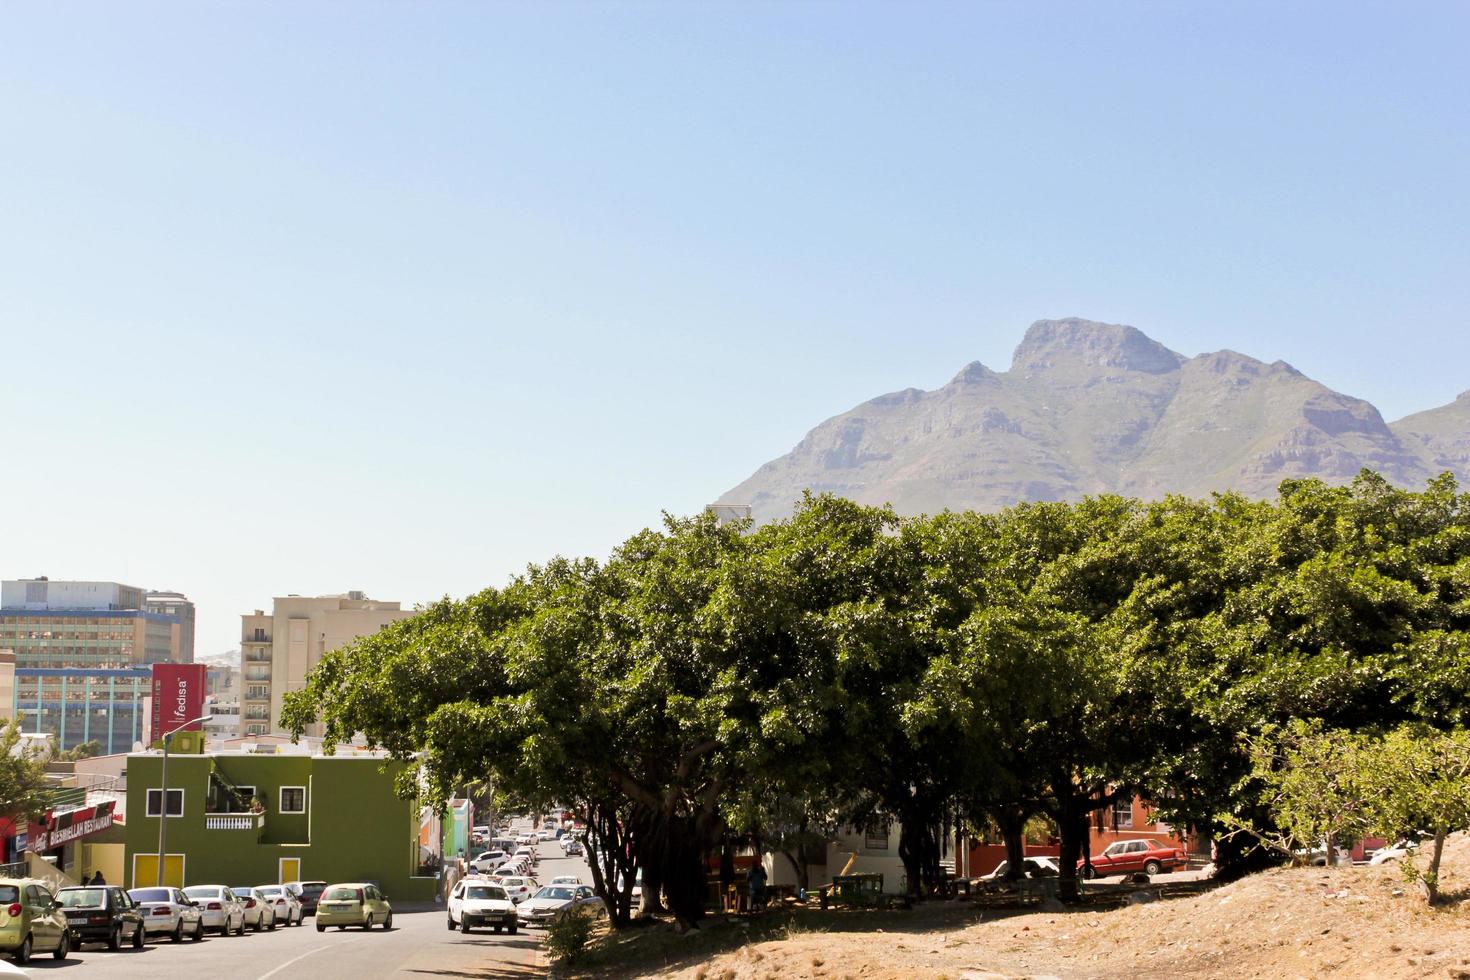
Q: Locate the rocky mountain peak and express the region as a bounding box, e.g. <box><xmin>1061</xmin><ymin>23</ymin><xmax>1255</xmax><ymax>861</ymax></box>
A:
<box><xmin>1011</xmin><ymin>318</ymin><xmax>1185</xmax><ymax>376</ymax></box>
<box><xmin>720</xmin><ymin>317</ymin><xmax>1464</xmax><ymax>523</ymax></box>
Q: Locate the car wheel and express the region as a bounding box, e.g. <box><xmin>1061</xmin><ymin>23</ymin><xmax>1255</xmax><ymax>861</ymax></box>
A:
<box><xmin>447</xmin><ymin>916</ymin><xmax>457</xmax><ymax>932</ymax></box>
<box><xmin>363</xmin><ymin>914</ymin><xmax>373</xmax><ymax>931</ymax></box>
<box><xmin>1144</xmin><ymin>860</ymin><xmax>1162</xmax><ymax>876</ymax></box>
<box><xmin>316</xmin><ymin>922</ymin><xmax>326</xmax><ymax>933</ymax></box>
<box><xmin>108</xmin><ymin>925</ymin><xmax>122</xmax><ymax>951</ymax></box>
<box><xmin>194</xmin><ymin>920</ymin><xmax>205</xmax><ymax>941</ymax></box>
<box><xmin>133</xmin><ymin>922</ymin><xmax>146</xmax><ymax>948</ymax></box>
<box><xmin>382</xmin><ymin>912</ymin><xmax>392</xmax><ymax>931</ymax></box>
<box><xmin>13</xmin><ymin>933</ymin><xmax>31</xmax><ymax>964</ymax></box>
<box><xmin>507</xmin><ymin>923</ymin><xmax>517</xmax><ymax>935</ymax></box>
<box><xmin>53</xmin><ymin>929</ymin><xmax>70</xmax><ymax>961</ymax></box>
<box><xmin>1081</xmin><ymin>865</ymin><xmax>1096</xmax><ymax>880</ymax></box>
<box><xmin>172</xmin><ymin>919</ymin><xmax>185</xmax><ymax>943</ymax></box>
<box><xmin>268</xmin><ymin>914</ymin><xmax>277</xmax><ymax>931</ymax></box>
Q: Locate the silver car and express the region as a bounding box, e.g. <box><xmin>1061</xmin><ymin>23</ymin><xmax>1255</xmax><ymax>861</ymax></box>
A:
<box><xmin>181</xmin><ymin>885</ymin><xmax>246</xmax><ymax>936</ymax></box>
<box><xmin>517</xmin><ymin>884</ymin><xmax>606</xmax><ymax>927</ymax></box>
<box><xmin>127</xmin><ymin>886</ymin><xmax>205</xmax><ymax>943</ymax></box>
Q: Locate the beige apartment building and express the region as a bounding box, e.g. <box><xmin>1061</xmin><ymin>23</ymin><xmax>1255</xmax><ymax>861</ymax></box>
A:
<box><xmin>239</xmin><ymin>591</ymin><xmax>415</xmax><ymax>737</ymax></box>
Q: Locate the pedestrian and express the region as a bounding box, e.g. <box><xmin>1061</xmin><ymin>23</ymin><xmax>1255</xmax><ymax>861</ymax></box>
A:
<box><xmin>90</xmin><ymin>870</ymin><xmax>106</xmax><ymax>885</ymax></box>
<box><xmin>747</xmin><ymin>861</ymin><xmax>767</xmax><ymax>911</ymax></box>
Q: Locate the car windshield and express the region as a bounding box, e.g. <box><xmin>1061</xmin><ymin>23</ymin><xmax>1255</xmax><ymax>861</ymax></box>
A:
<box><xmin>129</xmin><ymin>888</ymin><xmax>171</xmax><ymax>903</ymax></box>
<box><xmin>233</xmin><ymin>888</ymin><xmax>255</xmax><ymax>897</ymax></box>
<box><xmin>323</xmin><ymin>886</ymin><xmax>363</xmax><ymax>901</ymax></box>
<box><xmin>535</xmin><ymin>887</ymin><xmax>574</xmax><ymax>900</ymax></box>
<box><xmin>464</xmin><ymin>886</ymin><xmax>507</xmax><ymax>901</ymax></box>
<box><xmin>258</xmin><ymin>886</ymin><xmax>282</xmax><ymax>896</ymax></box>
<box><xmin>184</xmin><ymin>887</ymin><xmax>220</xmax><ymax>899</ymax></box>
<box><xmin>58</xmin><ymin>888</ymin><xmax>106</xmax><ymax>908</ymax></box>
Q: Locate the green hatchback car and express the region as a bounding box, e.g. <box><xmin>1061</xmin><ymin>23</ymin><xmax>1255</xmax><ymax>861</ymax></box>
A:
<box><xmin>0</xmin><ymin>878</ymin><xmax>71</xmax><ymax>963</ymax></box>
<box><xmin>314</xmin><ymin>883</ymin><xmax>392</xmax><ymax>931</ymax></box>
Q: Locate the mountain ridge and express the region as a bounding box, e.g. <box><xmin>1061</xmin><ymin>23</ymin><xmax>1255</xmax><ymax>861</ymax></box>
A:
<box><xmin>720</xmin><ymin>318</ymin><xmax>1467</xmax><ymax>521</ymax></box>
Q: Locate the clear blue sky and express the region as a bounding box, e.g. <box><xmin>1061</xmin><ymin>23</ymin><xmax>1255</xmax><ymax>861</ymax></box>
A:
<box><xmin>3</xmin><ymin>2</ymin><xmax>1467</xmax><ymax>657</ymax></box>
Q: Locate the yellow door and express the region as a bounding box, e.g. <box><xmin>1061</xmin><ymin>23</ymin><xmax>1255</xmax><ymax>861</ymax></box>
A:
<box><xmin>280</xmin><ymin>857</ymin><xmax>301</xmax><ymax>883</ymax></box>
<box><xmin>133</xmin><ymin>854</ymin><xmax>184</xmax><ymax>888</ymax></box>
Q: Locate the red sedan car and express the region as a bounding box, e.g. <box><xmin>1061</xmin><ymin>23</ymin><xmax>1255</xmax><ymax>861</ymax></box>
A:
<box><xmin>1080</xmin><ymin>839</ymin><xmax>1186</xmax><ymax>878</ymax></box>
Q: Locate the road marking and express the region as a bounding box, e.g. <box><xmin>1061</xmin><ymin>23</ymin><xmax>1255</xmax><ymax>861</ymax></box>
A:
<box><xmin>254</xmin><ymin>940</ymin><xmax>344</xmax><ymax>980</ymax></box>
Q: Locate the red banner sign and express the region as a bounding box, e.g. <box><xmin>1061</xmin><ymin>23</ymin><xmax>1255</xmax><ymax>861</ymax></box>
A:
<box><xmin>150</xmin><ymin>663</ymin><xmax>206</xmax><ymax>745</ymax></box>
<box><xmin>30</xmin><ymin>800</ymin><xmax>117</xmax><ymax>852</ymax></box>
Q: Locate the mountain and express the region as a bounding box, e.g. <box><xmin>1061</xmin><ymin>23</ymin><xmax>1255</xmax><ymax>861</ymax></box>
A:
<box><xmin>1391</xmin><ymin>391</ymin><xmax>1470</xmax><ymax>478</ymax></box>
<box><xmin>720</xmin><ymin>318</ymin><xmax>1463</xmax><ymax>522</ymax></box>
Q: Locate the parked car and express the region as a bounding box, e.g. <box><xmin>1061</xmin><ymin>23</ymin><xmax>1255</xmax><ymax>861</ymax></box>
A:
<box><xmin>548</xmin><ymin>876</ymin><xmax>583</xmax><ymax>886</ymax></box>
<box><xmin>56</xmin><ymin>885</ymin><xmax>146</xmax><ymax>950</ymax></box>
<box><xmin>126</xmin><ymin>886</ymin><xmax>205</xmax><ymax>942</ymax></box>
<box><xmin>0</xmin><ymin>878</ymin><xmax>70</xmax><ymax>963</ymax></box>
<box><xmin>1370</xmin><ymin>838</ymin><xmax>1422</xmax><ymax>866</ymax></box>
<box><xmin>562</xmin><ymin>839</ymin><xmax>584</xmax><ymax>856</ymax></box>
<box><xmin>315</xmin><ymin>883</ymin><xmax>392</xmax><ymax>931</ymax></box>
<box><xmin>982</xmin><ymin>856</ymin><xmax>1061</xmax><ymax>880</ymax></box>
<box><xmin>232</xmin><ymin>886</ymin><xmax>276</xmax><ymax>931</ymax></box>
<box><xmin>284</xmin><ymin>880</ymin><xmax>328</xmax><ymax>916</ymax></box>
<box><xmin>513</xmin><ymin>845</ymin><xmax>539</xmax><ymax>867</ymax></box>
<box><xmin>518</xmin><ymin>885</ymin><xmax>606</xmax><ymax>927</ymax></box>
<box><xmin>254</xmin><ymin>884</ymin><xmax>304</xmax><ymax>926</ymax></box>
<box><xmin>182</xmin><ymin>885</ymin><xmax>246</xmax><ymax>935</ymax></box>
<box><xmin>495</xmin><ymin>876</ymin><xmax>538</xmax><ymax>904</ymax></box>
<box><xmin>1080</xmin><ymin>839</ymin><xmax>1187</xmax><ymax>878</ymax></box>
<box><xmin>470</xmin><ymin>850</ymin><xmax>509</xmax><ymax>874</ymax></box>
<box><xmin>446</xmin><ymin>879</ymin><xmax>518</xmax><ymax>934</ymax></box>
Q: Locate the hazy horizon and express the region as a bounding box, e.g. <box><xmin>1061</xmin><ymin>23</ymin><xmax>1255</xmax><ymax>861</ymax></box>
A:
<box><xmin>3</xmin><ymin>2</ymin><xmax>1467</xmax><ymax>656</ymax></box>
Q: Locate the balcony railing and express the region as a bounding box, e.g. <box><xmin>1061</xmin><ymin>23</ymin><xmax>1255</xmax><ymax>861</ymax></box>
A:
<box><xmin>205</xmin><ymin>813</ymin><xmax>265</xmax><ymax>831</ymax></box>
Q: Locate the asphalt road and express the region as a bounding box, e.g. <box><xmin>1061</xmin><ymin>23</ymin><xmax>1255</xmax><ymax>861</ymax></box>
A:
<box><xmin>12</xmin><ymin>849</ymin><xmax>591</xmax><ymax>980</ymax></box>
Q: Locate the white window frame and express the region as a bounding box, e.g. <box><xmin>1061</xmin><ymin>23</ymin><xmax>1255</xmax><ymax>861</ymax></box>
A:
<box><xmin>279</xmin><ymin>785</ymin><xmax>307</xmax><ymax>814</ymax></box>
<box><xmin>146</xmin><ymin>788</ymin><xmax>185</xmax><ymax>818</ymax></box>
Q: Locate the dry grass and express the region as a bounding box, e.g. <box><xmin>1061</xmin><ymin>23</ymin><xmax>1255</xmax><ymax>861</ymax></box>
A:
<box><xmin>569</xmin><ymin>834</ymin><xmax>1470</xmax><ymax>979</ymax></box>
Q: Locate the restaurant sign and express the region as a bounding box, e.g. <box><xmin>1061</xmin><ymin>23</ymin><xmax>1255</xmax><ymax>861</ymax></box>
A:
<box><xmin>30</xmin><ymin>800</ymin><xmax>117</xmax><ymax>852</ymax></box>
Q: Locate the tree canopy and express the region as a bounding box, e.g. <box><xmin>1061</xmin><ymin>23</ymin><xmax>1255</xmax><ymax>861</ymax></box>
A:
<box><xmin>284</xmin><ymin>470</ymin><xmax>1470</xmax><ymax>923</ymax></box>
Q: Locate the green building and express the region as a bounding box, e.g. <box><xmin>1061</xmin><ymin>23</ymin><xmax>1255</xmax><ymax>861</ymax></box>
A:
<box><xmin>123</xmin><ymin>746</ymin><xmax>438</xmax><ymax>901</ymax></box>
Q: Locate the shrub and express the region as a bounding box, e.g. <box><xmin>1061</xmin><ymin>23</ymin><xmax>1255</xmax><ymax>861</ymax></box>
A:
<box><xmin>545</xmin><ymin>908</ymin><xmax>595</xmax><ymax>964</ymax></box>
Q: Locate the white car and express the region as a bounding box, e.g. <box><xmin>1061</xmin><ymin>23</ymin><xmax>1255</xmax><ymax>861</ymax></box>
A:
<box><xmin>254</xmin><ymin>884</ymin><xmax>305</xmax><ymax>926</ymax></box>
<box><xmin>518</xmin><ymin>884</ymin><xmax>606</xmax><ymax>927</ymax></box>
<box><xmin>181</xmin><ymin>885</ymin><xmax>246</xmax><ymax>936</ymax></box>
<box><xmin>514</xmin><ymin>846</ymin><xmax>538</xmax><ymax>867</ymax></box>
<box><xmin>447</xmin><ymin>879</ymin><xmax>519</xmax><ymax>935</ymax></box>
<box><xmin>536</xmin><ymin>830</ymin><xmax>555</xmax><ymax>842</ymax></box>
<box><xmin>470</xmin><ymin>850</ymin><xmax>509</xmax><ymax>874</ymax></box>
<box><xmin>232</xmin><ymin>886</ymin><xmax>277</xmax><ymax>931</ymax></box>
<box><xmin>1370</xmin><ymin>839</ymin><xmax>1421</xmax><ymax>865</ymax></box>
<box><xmin>548</xmin><ymin>876</ymin><xmax>583</xmax><ymax>886</ymax></box>
<box><xmin>127</xmin><ymin>886</ymin><xmax>206</xmax><ymax>942</ymax></box>
<box><xmin>982</xmin><ymin>856</ymin><xmax>1061</xmax><ymax>880</ymax></box>
<box><xmin>495</xmin><ymin>876</ymin><xmax>538</xmax><ymax>904</ymax></box>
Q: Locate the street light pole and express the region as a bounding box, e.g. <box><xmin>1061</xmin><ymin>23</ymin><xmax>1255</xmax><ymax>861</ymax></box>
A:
<box><xmin>155</xmin><ymin>713</ymin><xmax>212</xmax><ymax>887</ymax></box>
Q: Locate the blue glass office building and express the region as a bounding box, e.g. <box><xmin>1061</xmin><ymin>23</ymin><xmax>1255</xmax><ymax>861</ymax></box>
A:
<box><xmin>13</xmin><ymin>667</ymin><xmax>153</xmax><ymax>754</ymax></box>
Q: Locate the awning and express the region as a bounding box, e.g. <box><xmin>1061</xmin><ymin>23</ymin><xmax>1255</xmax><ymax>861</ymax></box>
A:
<box><xmin>30</xmin><ymin>800</ymin><xmax>117</xmax><ymax>851</ymax></box>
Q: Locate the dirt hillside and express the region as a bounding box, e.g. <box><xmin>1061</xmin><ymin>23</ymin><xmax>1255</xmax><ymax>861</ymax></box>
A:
<box><xmin>586</xmin><ymin>836</ymin><xmax>1470</xmax><ymax>980</ymax></box>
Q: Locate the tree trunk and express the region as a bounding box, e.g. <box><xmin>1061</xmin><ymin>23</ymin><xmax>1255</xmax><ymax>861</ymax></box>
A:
<box><xmin>998</xmin><ymin>808</ymin><xmax>1027</xmax><ymax>881</ymax></box>
<box><xmin>1426</xmin><ymin>829</ymin><xmax>1447</xmax><ymax>904</ymax></box>
<box><xmin>1056</xmin><ymin>799</ymin><xmax>1085</xmax><ymax>903</ymax></box>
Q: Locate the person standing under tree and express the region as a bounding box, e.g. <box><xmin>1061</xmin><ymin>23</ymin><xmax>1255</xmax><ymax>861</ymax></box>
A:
<box><xmin>747</xmin><ymin>861</ymin><xmax>768</xmax><ymax>911</ymax></box>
